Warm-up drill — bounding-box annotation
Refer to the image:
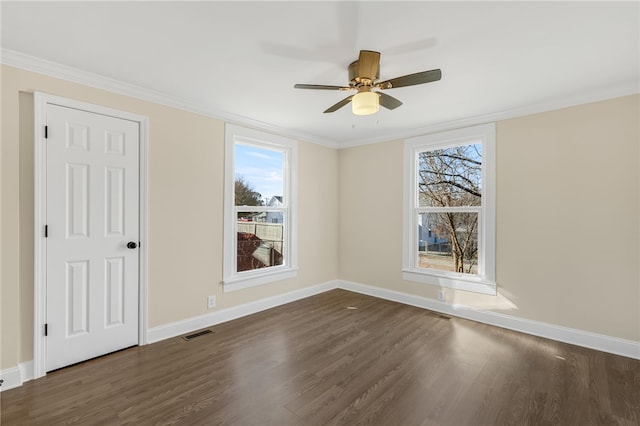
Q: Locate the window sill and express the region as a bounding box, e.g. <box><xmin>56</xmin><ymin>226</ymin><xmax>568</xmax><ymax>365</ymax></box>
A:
<box><xmin>223</xmin><ymin>267</ymin><xmax>298</xmax><ymax>293</ymax></box>
<box><xmin>402</xmin><ymin>269</ymin><xmax>496</xmax><ymax>295</ymax></box>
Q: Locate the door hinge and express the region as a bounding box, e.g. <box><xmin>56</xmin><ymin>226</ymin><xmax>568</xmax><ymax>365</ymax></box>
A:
<box><xmin>45</xmin><ymin>125</ymin><xmax>48</xmax><ymax>139</ymax></box>
<box><xmin>44</xmin><ymin>323</ymin><xmax>48</xmax><ymax>336</ymax></box>
<box><xmin>45</xmin><ymin>225</ymin><xmax>48</xmax><ymax>238</ymax></box>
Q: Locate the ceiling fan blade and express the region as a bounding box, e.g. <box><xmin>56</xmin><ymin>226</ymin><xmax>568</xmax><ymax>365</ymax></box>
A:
<box><xmin>358</xmin><ymin>50</ymin><xmax>380</xmax><ymax>81</ymax></box>
<box><xmin>324</xmin><ymin>95</ymin><xmax>354</xmax><ymax>113</ymax></box>
<box><xmin>294</xmin><ymin>84</ymin><xmax>351</xmax><ymax>90</ymax></box>
<box><xmin>378</xmin><ymin>92</ymin><xmax>403</xmax><ymax>110</ymax></box>
<box><xmin>376</xmin><ymin>69</ymin><xmax>442</xmax><ymax>89</ymax></box>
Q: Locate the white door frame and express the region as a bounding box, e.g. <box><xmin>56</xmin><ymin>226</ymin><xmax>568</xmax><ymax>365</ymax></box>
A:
<box><xmin>33</xmin><ymin>92</ymin><xmax>149</xmax><ymax>379</ymax></box>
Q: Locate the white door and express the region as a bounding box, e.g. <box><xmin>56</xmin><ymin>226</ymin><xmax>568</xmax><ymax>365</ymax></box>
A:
<box><xmin>45</xmin><ymin>104</ymin><xmax>140</xmax><ymax>372</ymax></box>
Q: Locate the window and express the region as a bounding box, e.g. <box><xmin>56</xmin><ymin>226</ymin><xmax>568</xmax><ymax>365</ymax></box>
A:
<box><xmin>403</xmin><ymin>123</ymin><xmax>496</xmax><ymax>295</ymax></box>
<box><xmin>223</xmin><ymin>124</ymin><xmax>297</xmax><ymax>292</ymax></box>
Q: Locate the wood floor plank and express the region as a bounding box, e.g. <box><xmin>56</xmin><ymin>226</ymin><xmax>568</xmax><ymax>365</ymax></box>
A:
<box><xmin>2</xmin><ymin>289</ymin><xmax>639</xmax><ymax>425</ymax></box>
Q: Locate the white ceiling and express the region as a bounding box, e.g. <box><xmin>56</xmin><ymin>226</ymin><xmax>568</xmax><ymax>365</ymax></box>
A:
<box><xmin>2</xmin><ymin>1</ymin><xmax>638</xmax><ymax>147</ymax></box>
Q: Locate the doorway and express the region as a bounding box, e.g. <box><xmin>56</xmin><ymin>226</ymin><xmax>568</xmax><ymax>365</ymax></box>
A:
<box><xmin>34</xmin><ymin>93</ymin><xmax>148</xmax><ymax>378</ymax></box>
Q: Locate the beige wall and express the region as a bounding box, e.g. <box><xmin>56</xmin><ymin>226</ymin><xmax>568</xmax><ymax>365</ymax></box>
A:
<box><xmin>1</xmin><ymin>63</ymin><xmax>637</xmax><ymax>374</ymax></box>
<box><xmin>339</xmin><ymin>95</ymin><xmax>640</xmax><ymax>342</ymax></box>
<box><xmin>0</xmin><ymin>65</ymin><xmax>339</xmax><ymax>369</ymax></box>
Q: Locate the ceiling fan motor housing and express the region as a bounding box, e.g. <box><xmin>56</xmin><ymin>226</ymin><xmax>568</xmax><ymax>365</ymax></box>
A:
<box><xmin>348</xmin><ymin>60</ymin><xmax>379</xmax><ymax>87</ymax></box>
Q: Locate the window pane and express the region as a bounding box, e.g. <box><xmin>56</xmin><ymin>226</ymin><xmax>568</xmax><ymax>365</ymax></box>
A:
<box><xmin>237</xmin><ymin>212</ymin><xmax>284</xmax><ymax>272</ymax></box>
<box><xmin>417</xmin><ymin>212</ymin><xmax>478</xmax><ymax>274</ymax></box>
<box><xmin>418</xmin><ymin>143</ymin><xmax>482</xmax><ymax>207</ymax></box>
<box><xmin>235</xmin><ymin>144</ymin><xmax>284</xmax><ymax>206</ymax></box>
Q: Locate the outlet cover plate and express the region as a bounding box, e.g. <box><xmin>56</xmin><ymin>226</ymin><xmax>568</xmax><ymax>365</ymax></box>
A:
<box><xmin>207</xmin><ymin>295</ymin><xmax>216</xmax><ymax>309</ymax></box>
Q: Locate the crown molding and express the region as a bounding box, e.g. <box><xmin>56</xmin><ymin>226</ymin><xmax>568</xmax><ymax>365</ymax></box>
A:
<box><xmin>338</xmin><ymin>81</ymin><xmax>640</xmax><ymax>149</ymax></box>
<box><xmin>2</xmin><ymin>48</ymin><xmax>636</xmax><ymax>150</ymax></box>
<box><xmin>0</xmin><ymin>49</ymin><xmax>340</xmax><ymax>149</ymax></box>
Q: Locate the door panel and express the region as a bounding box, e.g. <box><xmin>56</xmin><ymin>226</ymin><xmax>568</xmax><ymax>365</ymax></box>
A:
<box><xmin>105</xmin><ymin>256</ymin><xmax>125</xmax><ymax>326</ymax></box>
<box><xmin>66</xmin><ymin>163</ymin><xmax>89</xmax><ymax>238</ymax></box>
<box><xmin>66</xmin><ymin>260</ymin><xmax>89</xmax><ymax>336</ymax></box>
<box><xmin>46</xmin><ymin>104</ymin><xmax>139</xmax><ymax>372</ymax></box>
<box><xmin>106</xmin><ymin>167</ymin><xmax>125</xmax><ymax>236</ymax></box>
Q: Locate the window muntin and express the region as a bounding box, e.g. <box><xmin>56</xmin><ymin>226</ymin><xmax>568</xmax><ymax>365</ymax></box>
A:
<box><xmin>403</xmin><ymin>123</ymin><xmax>496</xmax><ymax>295</ymax></box>
<box><xmin>224</xmin><ymin>125</ymin><xmax>297</xmax><ymax>292</ymax></box>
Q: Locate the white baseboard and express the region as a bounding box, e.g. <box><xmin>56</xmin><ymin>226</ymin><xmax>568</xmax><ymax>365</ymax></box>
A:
<box><xmin>147</xmin><ymin>280</ymin><xmax>339</xmax><ymax>343</ymax></box>
<box><xmin>0</xmin><ymin>361</ymin><xmax>34</xmax><ymax>392</ymax></box>
<box><xmin>5</xmin><ymin>278</ymin><xmax>637</xmax><ymax>392</ymax></box>
<box><xmin>0</xmin><ymin>366</ymin><xmax>21</xmax><ymax>392</ymax></box>
<box><xmin>151</xmin><ymin>277</ymin><xmax>639</xmax><ymax>359</ymax></box>
<box><xmin>338</xmin><ymin>279</ymin><xmax>640</xmax><ymax>360</ymax></box>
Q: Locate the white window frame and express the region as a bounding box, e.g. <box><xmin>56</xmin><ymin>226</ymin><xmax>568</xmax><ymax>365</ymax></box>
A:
<box><xmin>403</xmin><ymin>123</ymin><xmax>496</xmax><ymax>295</ymax></box>
<box><xmin>223</xmin><ymin>124</ymin><xmax>298</xmax><ymax>292</ymax></box>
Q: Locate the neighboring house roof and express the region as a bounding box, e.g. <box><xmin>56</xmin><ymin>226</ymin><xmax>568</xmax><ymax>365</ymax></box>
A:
<box><xmin>267</xmin><ymin>196</ymin><xmax>283</xmax><ymax>206</ymax></box>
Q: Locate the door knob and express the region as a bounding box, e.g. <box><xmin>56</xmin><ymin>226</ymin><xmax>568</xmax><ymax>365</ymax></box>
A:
<box><xmin>127</xmin><ymin>241</ymin><xmax>138</xmax><ymax>249</ymax></box>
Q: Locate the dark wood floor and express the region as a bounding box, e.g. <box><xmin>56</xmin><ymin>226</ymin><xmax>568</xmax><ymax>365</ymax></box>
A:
<box><xmin>2</xmin><ymin>289</ymin><xmax>639</xmax><ymax>425</ymax></box>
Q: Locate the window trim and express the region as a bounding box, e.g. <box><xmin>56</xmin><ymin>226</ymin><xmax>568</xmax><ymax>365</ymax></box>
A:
<box><xmin>223</xmin><ymin>124</ymin><xmax>298</xmax><ymax>292</ymax></box>
<box><xmin>402</xmin><ymin>123</ymin><xmax>496</xmax><ymax>295</ymax></box>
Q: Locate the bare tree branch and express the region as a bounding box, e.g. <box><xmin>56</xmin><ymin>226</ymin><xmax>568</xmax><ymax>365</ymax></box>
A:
<box><xmin>418</xmin><ymin>143</ymin><xmax>482</xmax><ymax>274</ymax></box>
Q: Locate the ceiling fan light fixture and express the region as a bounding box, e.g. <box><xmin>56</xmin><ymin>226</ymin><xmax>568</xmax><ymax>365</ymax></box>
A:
<box><xmin>352</xmin><ymin>91</ymin><xmax>379</xmax><ymax>115</ymax></box>
<box><xmin>294</xmin><ymin>49</ymin><xmax>441</xmax><ymax>114</ymax></box>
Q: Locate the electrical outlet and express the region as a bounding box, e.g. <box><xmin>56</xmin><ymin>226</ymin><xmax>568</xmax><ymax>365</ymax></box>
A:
<box><xmin>437</xmin><ymin>290</ymin><xmax>446</xmax><ymax>302</ymax></box>
<box><xmin>207</xmin><ymin>295</ymin><xmax>216</xmax><ymax>309</ymax></box>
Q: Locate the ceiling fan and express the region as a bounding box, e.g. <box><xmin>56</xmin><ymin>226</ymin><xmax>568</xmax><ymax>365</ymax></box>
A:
<box><xmin>294</xmin><ymin>50</ymin><xmax>442</xmax><ymax>115</ymax></box>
